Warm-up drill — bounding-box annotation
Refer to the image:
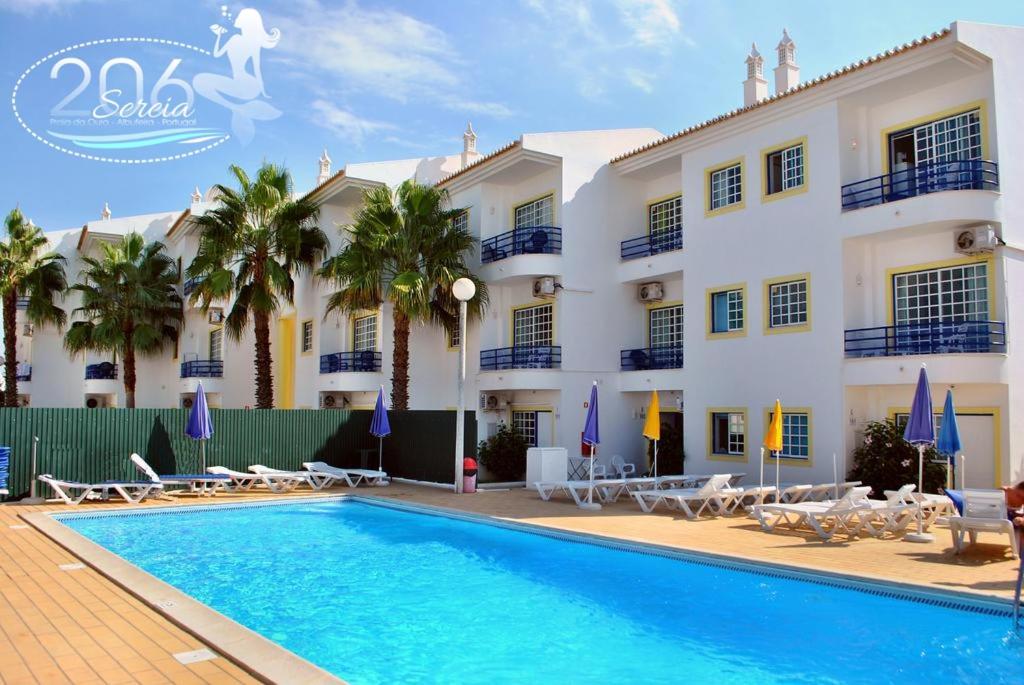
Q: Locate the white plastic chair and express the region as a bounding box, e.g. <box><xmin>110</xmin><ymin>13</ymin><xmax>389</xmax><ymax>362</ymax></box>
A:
<box><xmin>610</xmin><ymin>455</ymin><xmax>636</xmax><ymax>479</ymax></box>
<box><xmin>949</xmin><ymin>489</ymin><xmax>1019</xmax><ymax>558</ymax></box>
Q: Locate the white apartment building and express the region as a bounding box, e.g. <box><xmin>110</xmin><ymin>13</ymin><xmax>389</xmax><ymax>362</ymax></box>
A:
<box><xmin>11</xmin><ymin>20</ymin><xmax>1024</xmax><ymax>488</ymax></box>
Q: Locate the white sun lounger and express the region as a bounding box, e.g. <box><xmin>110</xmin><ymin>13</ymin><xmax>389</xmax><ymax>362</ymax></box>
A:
<box><xmin>249</xmin><ymin>464</ymin><xmax>342</xmax><ymax>491</ymax></box>
<box><xmin>631</xmin><ymin>475</ymin><xmax>738</xmax><ymax>517</ymax></box>
<box><xmin>534</xmin><ymin>479</ymin><xmax>629</xmax><ymax>506</ymax></box>
<box><xmin>752</xmin><ymin>486</ymin><xmax>874</xmax><ymax>540</ymax></box>
<box><xmin>949</xmin><ymin>489</ymin><xmax>1019</xmax><ymax>558</ymax></box>
<box><xmin>302</xmin><ymin>461</ymin><xmax>389</xmax><ymax>487</ymax></box>
<box><xmin>777</xmin><ymin>483</ymin><xmax>814</xmax><ymax>503</ymax></box>
<box><xmin>882</xmin><ymin>485</ymin><xmax>956</xmax><ymax>527</ymax></box>
<box><xmin>38</xmin><ymin>474</ymin><xmax>163</xmax><ymax>505</ymax></box>
<box><xmin>803</xmin><ymin>481</ymin><xmax>864</xmax><ymax>502</ymax></box>
<box><xmin>130</xmin><ymin>453</ymin><xmax>229</xmax><ymax>496</ymax></box>
<box><xmin>206</xmin><ymin>466</ymin><xmax>303</xmax><ymax>493</ymax></box>
<box><xmin>728</xmin><ymin>485</ymin><xmax>779</xmax><ymax>512</ymax></box>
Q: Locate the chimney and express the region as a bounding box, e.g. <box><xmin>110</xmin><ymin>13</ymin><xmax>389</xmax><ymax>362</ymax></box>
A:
<box><xmin>191</xmin><ymin>186</ymin><xmax>202</xmax><ymax>204</ymax></box>
<box><xmin>101</xmin><ymin>202</ymin><xmax>111</xmax><ymax>220</ymax></box>
<box><xmin>774</xmin><ymin>29</ymin><xmax>799</xmax><ymax>94</ymax></box>
<box><xmin>461</xmin><ymin>122</ymin><xmax>480</xmax><ymax>169</ymax></box>
<box><xmin>743</xmin><ymin>43</ymin><xmax>768</xmax><ymax>107</ymax></box>
<box><xmin>317</xmin><ymin>149</ymin><xmax>332</xmax><ymax>186</ymax></box>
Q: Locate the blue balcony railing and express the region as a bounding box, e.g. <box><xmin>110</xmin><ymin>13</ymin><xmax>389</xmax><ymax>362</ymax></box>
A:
<box><xmin>319</xmin><ymin>351</ymin><xmax>382</xmax><ymax>373</ymax></box>
<box><xmin>481</xmin><ymin>226</ymin><xmax>561</xmax><ymax>264</ymax></box>
<box><xmin>15</xmin><ymin>296</ymin><xmax>29</xmax><ymax>310</ymax></box>
<box><xmin>841</xmin><ymin>159</ymin><xmax>998</xmax><ymax>211</ymax></box>
<box><xmin>844</xmin><ymin>320</ymin><xmax>1006</xmax><ymax>358</ymax></box>
<box><xmin>180</xmin><ymin>359</ymin><xmax>223</xmax><ymax>378</ymax></box>
<box><xmin>85</xmin><ymin>362</ymin><xmax>118</xmax><ymax>380</ymax></box>
<box><xmin>15</xmin><ymin>365</ymin><xmax>31</xmax><ymax>382</ymax></box>
<box><xmin>620</xmin><ymin>228</ymin><xmax>683</xmax><ymax>260</ymax></box>
<box><xmin>480</xmin><ymin>345</ymin><xmax>561</xmax><ymax>371</ymax></box>
<box><xmin>620</xmin><ymin>345</ymin><xmax>684</xmax><ymax>371</ymax></box>
<box><xmin>183</xmin><ymin>277</ymin><xmax>199</xmax><ymax>296</ymax></box>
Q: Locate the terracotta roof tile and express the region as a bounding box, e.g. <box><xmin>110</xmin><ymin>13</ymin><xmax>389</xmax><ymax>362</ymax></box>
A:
<box><xmin>611</xmin><ymin>28</ymin><xmax>951</xmax><ymax>164</ymax></box>
<box><xmin>436</xmin><ymin>139</ymin><xmax>521</xmax><ymax>187</ymax></box>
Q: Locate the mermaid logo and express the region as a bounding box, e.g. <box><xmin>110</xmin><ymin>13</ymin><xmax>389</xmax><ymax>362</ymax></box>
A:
<box><xmin>11</xmin><ymin>6</ymin><xmax>282</xmax><ymax>164</ymax></box>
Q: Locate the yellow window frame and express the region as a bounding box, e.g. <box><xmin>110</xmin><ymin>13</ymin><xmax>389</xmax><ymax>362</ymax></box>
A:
<box><xmin>706</xmin><ymin>407</ymin><xmax>748</xmax><ymax>462</ymax></box>
<box><xmin>762</xmin><ymin>406</ymin><xmax>814</xmax><ymax>467</ymax></box>
<box><xmin>704</xmin><ymin>157</ymin><xmax>745</xmax><ymax>218</ymax></box>
<box><xmin>884</xmin><ymin>255</ymin><xmax>995</xmax><ymax>326</ymax></box>
<box><xmin>763</xmin><ymin>273</ymin><xmax>812</xmax><ymax>335</ymax></box>
<box><xmin>705</xmin><ymin>283</ymin><xmax>747</xmax><ymax>340</ymax></box>
<box><xmin>880</xmin><ymin>100</ymin><xmax>989</xmax><ymax>174</ymax></box>
<box><xmin>760</xmin><ymin>136</ymin><xmax>808</xmax><ymax>203</ymax></box>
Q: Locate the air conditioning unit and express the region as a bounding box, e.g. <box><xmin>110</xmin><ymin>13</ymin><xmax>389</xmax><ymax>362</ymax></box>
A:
<box><xmin>321</xmin><ymin>392</ymin><xmax>348</xmax><ymax>409</ymax></box>
<box><xmin>208</xmin><ymin>309</ymin><xmax>225</xmax><ymax>324</ymax></box>
<box><xmin>532</xmin><ymin>277</ymin><xmax>557</xmax><ymax>299</ymax></box>
<box><xmin>480</xmin><ymin>394</ymin><xmax>500</xmax><ymax>411</ymax></box>
<box><xmin>181</xmin><ymin>396</ymin><xmax>194</xmax><ymax>409</ymax></box>
<box><xmin>638</xmin><ymin>281</ymin><xmax>664</xmax><ymax>302</ymax></box>
<box><xmin>85</xmin><ymin>397</ymin><xmax>100</xmax><ymax>409</ymax></box>
<box><xmin>954</xmin><ymin>225</ymin><xmax>999</xmax><ymax>255</ymax></box>
<box><xmin>22</xmin><ymin>323</ymin><xmax>34</xmax><ymax>337</ymax></box>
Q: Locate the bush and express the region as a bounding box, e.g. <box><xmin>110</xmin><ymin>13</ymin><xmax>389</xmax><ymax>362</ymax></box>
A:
<box><xmin>478</xmin><ymin>423</ymin><xmax>528</xmax><ymax>482</ymax></box>
<box><xmin>848</xmin><ymin>419</ymin><xmax>947</xmax><ymax>496</ymax></box>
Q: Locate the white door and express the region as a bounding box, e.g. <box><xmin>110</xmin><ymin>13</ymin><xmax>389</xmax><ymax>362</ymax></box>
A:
<box><xmin>956</xmin><ymin>414</ymin><xmax>995</xmax><ymax>489</ymax></box>
<box><xmin>535</xmin><ymin>411</ymin><xmax>553</xmax><ymax>448</ymax></box>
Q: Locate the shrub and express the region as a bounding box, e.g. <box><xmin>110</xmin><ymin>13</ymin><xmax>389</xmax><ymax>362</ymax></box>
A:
<box><xmin>848</xmin><ymin>419</ymin><xmax>946</xmax><ymax>496</ymax></box>
<box><xmin>478</xmin><ymin>423</ymin><xmax>528</xmax><ymax>482</ymax></box>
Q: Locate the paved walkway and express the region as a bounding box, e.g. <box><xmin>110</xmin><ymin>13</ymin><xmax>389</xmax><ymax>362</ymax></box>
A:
<box><xmin>0</xmin><ymin>484</ymin><xmax>1019</xmax><ymax>684</ymax></box>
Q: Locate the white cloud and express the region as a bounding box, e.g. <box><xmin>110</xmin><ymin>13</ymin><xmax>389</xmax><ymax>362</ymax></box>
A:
<box><xmin>624</xmin><ymin>68</ymin><xmax>654</xmax><ymax>94</ymax></box>
<box><xmin>442</xmin><ymin>99</ymin><xmax>514</xmax><ymax>119</ymax></box>
<box><xmin>0</xmin><ymin>0</ymin><xmax>94</xmax><ymax>13</ymax></box>
<box><xmin>615</xmin><ymin>0</ymin><xmax>684</xmax><ymax>51</ymax></box>
<box><xmin>310</xmin><ymin>100</ymin><xmax>395</xmax><ymax>146</ymax></box>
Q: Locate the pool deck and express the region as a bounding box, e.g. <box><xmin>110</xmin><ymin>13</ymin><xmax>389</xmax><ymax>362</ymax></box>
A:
<box><xmin>2</xmin><ymin>483</ymin><xmax>1020</xmax><ymax>684</ymax></box>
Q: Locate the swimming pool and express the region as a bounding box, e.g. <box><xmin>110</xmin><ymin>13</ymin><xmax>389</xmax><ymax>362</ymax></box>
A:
<box><xmin>58</xmin><ymin>497</ymin><xmax>1020</xmax><ymax>684</ymax></box>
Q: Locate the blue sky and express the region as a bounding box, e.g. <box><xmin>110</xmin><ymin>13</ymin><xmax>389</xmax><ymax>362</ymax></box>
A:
<box><xmin>2</xmin><ymin>0</ymin><xmax>1024</xmax><ymax>231</ymax></box>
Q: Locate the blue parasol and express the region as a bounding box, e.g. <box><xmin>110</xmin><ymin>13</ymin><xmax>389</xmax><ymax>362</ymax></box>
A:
<box><xmin>370</xmin><ymin>386</ymin><xmax>390</xmax><ymax>472</ymax></box>
<box><xmin>581</xmin><ymin>381</ymin><xmax>601</xmax><ymax>509</ymax></box>
<box><xmin>185</xmin><ymin>382</ymin><xmax>213</xmax><ymax>472</ymax></box>
<box><xmin>937</xmin><ymin>389</ymin><xmax>962</xmax><ymax>488</ymax></box>
<box><xmin>903</xmin><ymin>365</ymin><xmax>935</xmax><ymax>542</ymax></box>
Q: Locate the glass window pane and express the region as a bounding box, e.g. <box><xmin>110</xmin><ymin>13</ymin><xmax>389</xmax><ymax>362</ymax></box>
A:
<box><xmin>710</xmin><ymin>163</ymin><xmax>742</xmax><ymax>210</ymax></box>
<box><xmin>649</xmin><ymin>305</ymin><xmax>683</xmax><ymax>347</ymax></box>
<box><xmin>893</xmin><ymin>262</ymin><xmax>988</xmax><ymax>325</ymax></box>
<box><xmin>769</xmin><ymin>279</ymin><xmax>808</xmax><ymax>328</ymax></box>
<box><xmin>514</xmin><ymin>195</ymin><xmax>554</xmax><ymax>229</ymax></box>
<box><xmin>512</xmin><ymin>411</ymin><xmax>537</xmax><ymax>447</ymax></box>
<box><xmin>353</xmin><ymin>315</ymin><xmax>377</xmax><ymax>351</ymax></box>
<box><xmin>513</xmin><ymin>304</ymin><xmax>553</xmax><ymax>347</ymax></box>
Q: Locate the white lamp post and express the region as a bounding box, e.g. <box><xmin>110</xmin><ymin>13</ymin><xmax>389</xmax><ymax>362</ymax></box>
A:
<box><xmin>452</xmin><ymin>277</ymin><xmax>476</xmax><ymax>494</ymax></box>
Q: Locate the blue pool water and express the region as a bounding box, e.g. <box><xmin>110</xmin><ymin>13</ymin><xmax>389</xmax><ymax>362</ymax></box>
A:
<box><xmin>60</xmin><ymin>498</ymin><xmax>1021</xmax><ymax>684</ymax></box>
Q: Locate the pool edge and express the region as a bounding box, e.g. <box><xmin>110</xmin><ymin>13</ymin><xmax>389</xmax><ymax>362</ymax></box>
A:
<box><xmin>21</xmin><ymin>508</ymin><xmax>346</xmax><ymax>685</ymax></box>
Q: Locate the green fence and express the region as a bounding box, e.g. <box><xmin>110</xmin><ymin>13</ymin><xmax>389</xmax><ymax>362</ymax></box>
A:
<box><xmin>0</xmin><ymin>408</ymin><xmax>476</xmax><ymax>499</ymax></box>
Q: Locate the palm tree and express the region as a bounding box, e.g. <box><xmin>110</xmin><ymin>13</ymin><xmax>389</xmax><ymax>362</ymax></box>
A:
<box><xmin>0</xmin><ymin>208</ymin><xmax>67</xmax><ymax>406</ymax></box>
<box><xmin>320</xmin><ymin>179</ymin><xmax>487</xmax><ymax>410</ymax></box>
<box><xmin>64</xmin><ymin>233</ymin><xmax>182</xmax><ymax>408</ymax></box>
<box><xmin>187</xmin><ymin>163</ymin><xmax>326</xmax><ymax>408</ymax></box>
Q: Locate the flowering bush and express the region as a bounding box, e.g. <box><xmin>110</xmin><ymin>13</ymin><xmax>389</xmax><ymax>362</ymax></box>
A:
<box><xmin>849</xmin><ymin>419</ymin><xmax>946</xmax><ymax>496</ymax></box>
<box><xmin>477</xmin><ymin>423</ymin><xmax>529</xmax><ymax>482</ymax></box>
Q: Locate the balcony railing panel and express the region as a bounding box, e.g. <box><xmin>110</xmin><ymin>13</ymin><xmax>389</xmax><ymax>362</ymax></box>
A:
<box><xmin>85</xmin><ymin>362</ymin><xmax>118</xmax><ymax>380</ymax></box>
<box><xmin>480</xmin><ymin>345</ymin><xmax>561</xmax><ymax>371</ymax></box>
<box><xmin>481</xmin><ymin>226</ymin><xmax>561</xmax><ymax>264</ymax></box>
<box><xmin>844</xmin><ymin>320</ymin><xmax>1005</xmax><ymax>358</ymax></box>
<box><xmin>15</xmin><ymin>297</ymin><xmax>29</xmax><ymax>310</ymax></box>
<box><xmin>620</xmin><ymin>228</ymin><xmax>683</xmax><ymax>261</ymax></box>
<box><xmin>841</xmin><ymin>159</ymin><xmax>998</xmax><ymax>211</ymax></box>
<box><xmin>620</xmin><ymin>345</ymin><xmax>684</xmax><ymax>371</ymax></box>
<box><xmin>180</xmin><ymin>359</ymin><xmax>224</xmax><ymax>378</ymax></box>
<box><xmin>319</xmin><ymin>351</ymin><xmax>382</xmax><ymax>373</ymax></box>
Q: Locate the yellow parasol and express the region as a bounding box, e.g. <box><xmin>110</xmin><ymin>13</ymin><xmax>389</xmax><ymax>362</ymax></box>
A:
<box><xmin>642</xmin><ymin>391</ymin><xmax>661</xmax><ymax>477</ymax></box>
<box><xmin>762</xmin><ymin>399</ymin><xmax>783</xmax><ymax>491</ymax></box>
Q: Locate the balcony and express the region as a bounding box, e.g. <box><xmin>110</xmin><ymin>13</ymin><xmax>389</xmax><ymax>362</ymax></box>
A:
<box><xmin>844</xmin><ymin>320</ymin><xmax>1006</xmax><ymax>358</ymax></box>
<box><xmin>15</xmin><ymin>297</ymin><xmax>29</xmax><ymax>310</ymax></box>
<box><xmin>180</xmin><ymin>359</ymin><xmax>224</xmax><ymax>378</ymax></box>
<box><xmin>481</xmin><ymin>227</ymin><xmax>561</xmax><ymax>264</ymax></box>
<box><xmin>320</xmin><ymin>351</ymin><xmax>381</xmax><ymax>373</ymax></box>
<box><xmin>841</xmin><ymin>159</ymin><xmax>998</xmax><ymax>211</ymax></box>
<box><xmin>480</xmin><ymin>346</ymin><xmax>561</xmax><ymax>371</ymax></box>
<box><xmin>621</xmin><ymin>228</ymin><xmax>683</xmax><ymax>261</ymax></box>
<box><xmin>183</xmin><ymin>277</ymin><xmax>199</xmax><ymax>297</ymax></box>
<box><xmin>15</xmin><ymin>365</ymin><xmax>31</xmax><ymax>382</ymax></box>
<box><xmin>620</xmin><ymin>345</ymin><xmax>684</xmax><ymax>371</ymax></box>
<box><xmin>85</xmin><ymin>362</ymin><xmax>118</xmax><ymax>380</ymax></box>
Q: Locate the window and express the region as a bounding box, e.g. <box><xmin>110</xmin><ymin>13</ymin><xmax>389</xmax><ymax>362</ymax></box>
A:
<box><xmin>710</xmin><ymin>288</ymin><xmax>744</xmax><ymax>335</ymax></box>
<box><xmin>767</xmin><ymin>411</ymin><xmax>810</xmax><ymax>459</ymax></box>
<box><xmin>711</xmin><ymin>411</ymin><xmax>745</xmax><ymax>456</ymax></box>
<box><xmin>451</xmin><ymin>210</ymin><xmax>468</xmax><ymax>233</ymax></box>
<box><xmin>512</xmin><ymin>411</ymin><xmax>537</xmax><ymax>447</ymax></box>
<box><xmin>766</xmin><ymin>276</ymin><xmax>809</xmax><ymax>332</ymax></box>
<box><xmin>513</xmin><ymin>304</ymin><xmax>553</xmax><ymax>347</ymax></box>
<box><xmin>649</xmin><ymin>196</ymin><xmax>682</xmax><ymax>238</ymax></box>
<box><xmin>301</xmin><ymin>320</ymin><xmax>313</xmax><ymax>353</ymax></box>
<box><xmin>893</xmin><ymin>261</ymin><xmax>988</xmax><ymax>325</ymax></box>
<box><xmin>889</xmin><ymin>109</ymin><xmax>982</xmax><ymax>171</ymax></box>
<box><xmin>353</xmin><ymin>314</ymin><xmax>377</xmax><ymax>351</ymax></box>
<box><xmin>708</xmin><ymin>162</ymin><xmax>743</xmax><ymax>212</ymax></box>
<box><xmin>209</xmin><ymin>328</ymin><xmax>223</xmax><ymax>361</ymax></box>
<box><xmin>765</xmin><ymin>142</ymin><xmax>805</xmax><ymax>196</ymax></box>
<box><xmin>449</xmin><ymin>325</ymin><xmax>460</xmax><ymax>349</ymax></box>
<box><xmin>514</xmin><ymin>195</ymin><xmax>554</xmax><ymax>229</ymax></box>
<box><xmin>649</xmin><ymin>305</ymin><xmax>683</xmax><ymax>347</ymax></box>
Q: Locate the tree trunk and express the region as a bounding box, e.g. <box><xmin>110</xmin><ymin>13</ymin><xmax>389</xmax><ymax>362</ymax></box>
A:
<box><xmin>254</xmin><ymin>310</ymin><xmax>274</xmax><ymax>409</ymax></box>
<box><xmin>122</xmin><ymin>323</ymin><xmax>137</xmax><ymax>409</ymax></box>
<box><xmin>2</xmin><ymin>291</ymin><xmax>18</xmax><ymax>407</ymax></box>
<box><xmin>391</xmin><ymin>309</ymin><xmax>410</xmax><ymax>410</ymax></box>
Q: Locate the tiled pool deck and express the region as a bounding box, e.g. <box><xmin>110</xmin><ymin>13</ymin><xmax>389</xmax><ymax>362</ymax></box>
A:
<box><xmin>1</xmin><ymin>484</ymin><xmax>1019</xmax><ymax>684</ymax></box>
